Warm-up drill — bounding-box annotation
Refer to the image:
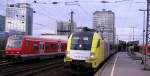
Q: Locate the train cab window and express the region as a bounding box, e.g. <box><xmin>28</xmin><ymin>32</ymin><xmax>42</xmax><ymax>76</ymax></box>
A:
<box><xmin>72</xmin><ymin>37</ymin><xmax>80</xmax><ymax>44</ymax></box>
<box><xmin>83</xmin><ymin>37</ymin><xmax>89</xmax><ymax>44</ymax></box>
<box><xmin>71</xmin><ymin>31</ymin><xmax>93</xmax><ymax>50</ymax></box>
<box><xmin>97</xmin><ymin>39</ymin><xmax>100</xmax><ymax>48</ymax></box>
<box><xmin>6</xmin><ymin>36</ymin><xmax>22</xmax><ymax>48</ymax></box>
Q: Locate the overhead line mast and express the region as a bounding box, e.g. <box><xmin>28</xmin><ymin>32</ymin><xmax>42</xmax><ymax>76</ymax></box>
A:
<box><xmin>144</xmin><ymin>0</ymin><xmax>150</xmax><ymax>70</ymax></box>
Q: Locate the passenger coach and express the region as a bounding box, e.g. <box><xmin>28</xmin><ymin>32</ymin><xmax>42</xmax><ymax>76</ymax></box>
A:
<box><xmin>5</xmin><ymin>35</ymin><xmax>67</xmax><ymax>60</ymax></box>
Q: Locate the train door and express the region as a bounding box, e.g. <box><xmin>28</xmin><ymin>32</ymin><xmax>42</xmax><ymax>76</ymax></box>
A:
<box><xmin>58</xmin><ymin>41</ymin><xmax>61</xmax><ymax>52</ymax></box>
<box><xmin>39</xmin><ymin>42</ymin><xmax>45</xmax><ymax>54</ymax></box>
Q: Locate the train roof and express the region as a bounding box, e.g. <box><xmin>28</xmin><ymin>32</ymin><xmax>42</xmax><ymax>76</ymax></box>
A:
<box><xmin>23</xmin><ymin>35</ymin><xmax>68</xmax><ymax>42</ymax></box>
<box><xmin>73</xmin><ymin>31</ymin><xmax>103</xmax><ymax>40</ymax></box>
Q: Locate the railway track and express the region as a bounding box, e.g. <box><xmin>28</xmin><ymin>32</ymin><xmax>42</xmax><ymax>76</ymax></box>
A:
<box><xmin>0</xmin><ymin>60</ymin><xmax>33</xmax><ymax>71</ymax></box>
<box><xmin>0</xmin><ymin>59</ymin><xmax>63</xmax><ymax>76</ymax></box>
<box><xmin>31</xmin><ymin>66</ymin><xmax>71</xmax><ymax>76</ymax></box>
<box><xmin>15</xmin><ymin>61</ymin><xmax>64</xmax><ymax>76</ymax></box>
<box><xmin>0</xmin><ymin>60</ymin><xmax>17</xmax><ymax>68</ymax></box>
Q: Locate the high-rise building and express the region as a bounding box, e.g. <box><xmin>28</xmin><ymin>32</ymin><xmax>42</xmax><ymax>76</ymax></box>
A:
<box><xmin>0</xmin><ymin>15</ymin><xmax>5</xmax><ymax>32</ymax></box>
<box><xmin>57</xmin><ymin>21</ymin><xmax>76</xmax><ymax>35</ymax></box>
<box><xmin>93</xmin><ymin>9</ymin><xmax>115</xmax><ymax>53</ymax></box>
<box><xmin>93</xmin><ymin>9</ymin><xmax>115</xmax><ymax>31</ymax></box>
<box><xmin>5</xmin><ymin>3</ymin><xmax>33</xmax><ymax>35</ymax></box>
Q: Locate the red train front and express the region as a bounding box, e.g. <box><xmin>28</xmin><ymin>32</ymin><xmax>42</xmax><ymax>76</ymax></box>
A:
<box><xmin>5</xmin><ymin>35</ymin><xmax>67</xmax><ymax>59</ymax></box>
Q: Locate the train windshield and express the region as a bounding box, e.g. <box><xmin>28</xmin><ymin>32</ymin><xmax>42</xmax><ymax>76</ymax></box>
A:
<box><xmin>6</xmin><ymin>35</ymin><xmax>23</xmax><ymax>48</ymax></box>
<box><xmin>71</xmin><ymin>31</ymin><xmax>93</xmax><ymax>50</ymax></box>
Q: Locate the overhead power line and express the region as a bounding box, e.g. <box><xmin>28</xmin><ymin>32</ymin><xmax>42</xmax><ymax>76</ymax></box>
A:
<box><xmin>32</xmin><ymin>3</ymin><xmax>58</xmax><ymax>21</ymax></box>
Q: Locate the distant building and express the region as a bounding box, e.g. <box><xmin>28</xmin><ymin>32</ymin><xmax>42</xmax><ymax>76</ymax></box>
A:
<box><xmin>93</xmin><ymin>9</ymin><xmax>115</xmax><ymax>43</ymax></box>
<box><xmin>93</xmin><ymin>9</ymin><xmax>115</xmax><ymax>30</ymax></box>
<box><xmin>0</xmin><ymin>15</ymin><xmax>5</xmax><ymax>32</ymax></box>
<box><xmin>57</xmin><ymin>21</ymin><xmax>76</xmax><ymax>35</ymax></box>
<box><xmin>5</xmin><ymin>3</ymin><xmax>33</xmax><ymax>35</ymax></box>
<box><xmin>93</xmin><ymin>9</ymin><xmax>116</xmax><ymax>53</ymax></box>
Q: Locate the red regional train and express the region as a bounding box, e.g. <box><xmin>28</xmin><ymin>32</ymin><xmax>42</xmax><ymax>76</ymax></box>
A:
<box><xmin>139</xmin><ymin>45</ymin><xmax>150</xmax><ymax>55</ymax></box>
<box><xmin>5</xmin><ymin>35</ymin><xmax>67</xmax><ymax>60</ymax></box>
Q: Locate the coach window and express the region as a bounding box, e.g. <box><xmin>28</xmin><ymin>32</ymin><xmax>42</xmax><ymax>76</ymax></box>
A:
<box><xmin>46</xmin><ymin>43</ymin><xmax>50</xmax><ymax>49</ymax></box>
<box><xmin>61</xmin><ymin>45</ymin><xmax>64</xmax><ymax>49</ymax></box>
<box><xmin>97</xmin><ymin>39</ymin><xmax>100</xmax><ymax>48</ymax></box>
<box><xmin>52</xmin><ymin>44</ymin><xmax>55</xmax><ymax>49</ymax></box>
<box><xmin>148</xmin><ymin>47</ymin><xmax>150</xmax><ymax>51</ymax></box>
<box><xmin>40</xmin><ymin>44</ymin><xmax>44</xmax><ymax>49</ymax></box>
<box><xmin>33</xmin><ymin>44</ymin><xmax>38</xmax><ymax>49</ymax></box>
<box><xmin>50</xmin><ymin>44</ymin><xmax>54</xmax><ymax>49</ymax></box>
<box><xmin>53</xmin><ymin>44</ymin><xmax>57</xmax><ymax>49</ymax></box>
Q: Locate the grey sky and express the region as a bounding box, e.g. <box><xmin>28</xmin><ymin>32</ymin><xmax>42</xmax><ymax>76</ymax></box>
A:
<box><xmin>0</xmin><ymin>0</ymin><xmax>147</xmax><ymax>43</ymax></box>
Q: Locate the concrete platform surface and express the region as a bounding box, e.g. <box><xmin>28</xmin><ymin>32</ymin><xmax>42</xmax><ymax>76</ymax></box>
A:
<box><xmin>95</xmin><ymin>52</ymin><xmax>150</xmax><ymax>76</ymax></box>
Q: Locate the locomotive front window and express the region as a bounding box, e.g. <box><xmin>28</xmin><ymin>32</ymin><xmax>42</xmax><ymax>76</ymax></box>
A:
<box><xmin>71</xmin><ymin>31</ymin><xmax>93</xmax><ymax>50</ymax></box>
<box><xmin>6</xmin><ymin>35</ymin><xmax>23</xmax><ymax>48</ymax></box>
<box><xmin>72</xmin><ymin>37</ymin><xmax>80</xmax><ymax>44</ymax></box>
<box><xmin>6</xmin><ymin>39</ymin><xmax>22</xmax><ymax>48</ymax></box>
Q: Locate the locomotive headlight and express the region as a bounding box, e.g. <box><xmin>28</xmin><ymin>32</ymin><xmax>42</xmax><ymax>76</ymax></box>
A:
<box><xmin>66</xmin><ymin>51</ymin><xmax>70</xmax><ymax>57</ymax></box>
<box><xmin>90</xmin><ymin>52</ymin><xmax>95</xmax><ymax>58</ymax></box>
<box><xmin>79</xmin><ymin>44</ymin><xmax>82</xmax><ymax>48</ymax></box>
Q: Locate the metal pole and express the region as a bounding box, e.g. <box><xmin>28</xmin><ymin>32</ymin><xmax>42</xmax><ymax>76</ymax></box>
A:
<box><xmin>145</xmin><ymin>0</ymin><xmax>149</xmax><ymax>70</ymax></box>
<box><xmin>116</xmin><ymin>35</ymin><xmax>119</xmax><ymax>51</ymax></box>
<box><xmin>143</xmin><ymin>11</ymin><xmax>146</xmax><ymax>66</ymax></box>
<box><xmin>139</xmin><ymin>9</ymin><xmax>147</xmax><ymax>65</ymax></box>
<box><xmin>133</xmin><ymin>27</ymin><xmax>134</xmax><ymax>41</ymax></box>
<box><xmin>69</xmin><ymin>11</ymin><xmax>74</xmax><ymax>35</ymax></box>
<box><xmin>70</xmin><ymin>11</ymin><xmax>74</xmax><ymax>33</ymax></box>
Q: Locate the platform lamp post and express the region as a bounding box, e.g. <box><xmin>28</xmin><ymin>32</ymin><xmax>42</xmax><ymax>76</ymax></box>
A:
<box><xmin>116</xmin><ymin>35</ymin><xmax>119</xmax><ymax>52</ymax></box>
<box><xmin>139</xmin><ymin>9</ymin><xmax>147</xmax><ymax>65</ymax></box>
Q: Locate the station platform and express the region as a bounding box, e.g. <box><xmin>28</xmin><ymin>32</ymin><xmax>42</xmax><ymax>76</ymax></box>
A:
<box><xmin>95</xmin><ymin>52</ymin><xmax>150</xmax><ymax>76</ymax></box>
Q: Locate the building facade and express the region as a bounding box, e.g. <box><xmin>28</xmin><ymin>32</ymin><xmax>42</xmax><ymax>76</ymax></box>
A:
<box><xmin>5</xmin><ymin>3</ymin><xmax>33</xmax><ymax>35</ymax></box>
<box><xmin>93</xmin><ymin>9</ymin><xmax>116</xmax><ymax>53</ymax></box>
<box><xmin>0</xmin><ymin>15</ymin><xmax>5</xmax><ymax>32</ymax></box>
<box><xmin>93</xmin><ymin>9</ymin><xmax>115</xmax><ymax>42</ymax></box>
<box><xmin>93</xmin><ymin>9</ymin><xmax>115</xmax><ymax>30</ymax></box>
<box><xmin>57</xmin><ymin>21</ymin><xmax>76</xmax><ymax>35</ymax></box>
